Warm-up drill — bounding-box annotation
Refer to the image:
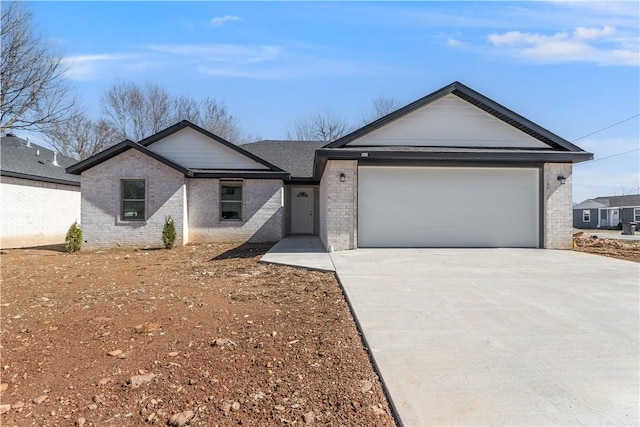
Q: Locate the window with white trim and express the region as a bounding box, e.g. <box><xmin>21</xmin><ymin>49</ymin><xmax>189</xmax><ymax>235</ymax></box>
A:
<box><xmin>220</xmin><ymin>181</ymin><xmax>242</xmax><ymax>220</ymax></box>
<box><xmin>121</xmin><ymin>179</ymin><xmax>145</xmax><ymax>220</ymax></box>
<box><xmin>582</xmin><ymin>210</ymin><xmax>590</xmax><ymax>222</ymax></box>
<box><xmin>634</xmin><ymin>208</ymin><xmax>640</xmax><ymax>222</ymax></box>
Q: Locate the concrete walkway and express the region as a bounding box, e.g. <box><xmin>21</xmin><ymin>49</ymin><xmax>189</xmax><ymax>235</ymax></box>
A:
<box><xmin>261</xmin><ymin>236</ymin><xmax>334</xmax><ymax>271</ymax></box>
<box><xmin>330</xmin><ymin>248</ymin><xmax>639</xmax><ymax>427</ymax></box>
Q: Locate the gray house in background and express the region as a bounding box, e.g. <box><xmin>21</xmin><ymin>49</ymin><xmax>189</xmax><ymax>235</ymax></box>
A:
<box><xmin>573</xmin><ymin>194</ymin><xmax>640</xmax><ymax>229</ymax></box>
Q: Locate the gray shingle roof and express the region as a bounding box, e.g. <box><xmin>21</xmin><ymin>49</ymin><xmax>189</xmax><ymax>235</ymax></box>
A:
<box><xmin>593</xmin><ymin>194</ymin><xmax>640</xmax><ymax>208</ymax></box>
<box><xmin>573</xmin><ymin>199</ymin><xmax>608</xmax><ymax>210</ymax></box>
<box><xmin>1</xmin><ymin>135</ymin><xmax>80</xmax><ymax>186</ymax></box>
<box><xmin>241</xmin><ymin>140</ymin><xmax>326</xmax><ymax>179</ymax></box>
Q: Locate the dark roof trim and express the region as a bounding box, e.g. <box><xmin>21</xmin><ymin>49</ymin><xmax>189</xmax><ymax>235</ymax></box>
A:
<box><xmin>285</xmin><ymin>177</ymin><xmax>320</xmax><ymax>185</ymax></box>
<box><xmin>325</xmin><ymin>81</ymin><xmax>586</xmax><ymax>153</ymax></box>
<box><xmin>66</xmin><ymin>140</ymin><xmax>193</xmax><ymax>176</ymax></box>
<box><xmin>313</xmin><ymin>148</ymin><xmax>592</xmax><ymax>179</ymax></box>
<box><xmin>316</xmin><ymin>148</ymin><xmax>592</xmax><ymax>162</ymax></box>
<box><xmin>190</xmin><ymin>171</ymin><xmax>290</xmax><ymax>179</ymax></box>
<box><xmin>139</xmin><ymin>120</ymin><xmax>286</xmax><ymax>172</ymax></box>
<box><xmin>1</xmin><ymin>170</ymin><xmax>81</xmax><ymax>187</ymax></box>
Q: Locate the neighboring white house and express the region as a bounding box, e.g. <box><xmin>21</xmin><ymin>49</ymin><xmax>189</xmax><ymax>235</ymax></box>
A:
<box><xmin>1</xmin><ymin>135</ymin><xmax>81</xmax><ymax>248</ymax></box>
<box><xmin>67</xmin><ymin>82</ymin><xmax>593</xmax><ymax>250</ymax></box>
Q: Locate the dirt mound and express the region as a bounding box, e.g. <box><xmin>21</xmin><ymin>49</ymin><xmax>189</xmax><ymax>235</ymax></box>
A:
<box><xmin>573</xmin><ymin>233</ymin><xmax>640</xmax><ymax>262</ymax></box>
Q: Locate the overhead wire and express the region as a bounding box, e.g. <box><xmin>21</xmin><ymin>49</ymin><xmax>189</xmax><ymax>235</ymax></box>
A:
<box><xmin>571</xmin><ymin>113</ymin><xmax>640</xmax><ymax>166</ymax></box>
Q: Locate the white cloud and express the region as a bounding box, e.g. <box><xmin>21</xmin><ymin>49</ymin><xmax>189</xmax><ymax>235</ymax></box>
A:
<box><xmin>210</xmin><ymin>15</ymin><xmax>241</xmax><ymax>26</ymax></box>
<box><xmin>574</xmin><ymin>25</ymin><xmax>615</xmax><ymax>40</ymax></box>
<box><xmin>486</xmin><ymin>26</ymin><xmax>639</xmax><ymax>66</ymax></box>
<box><xmin>61</xmin><ymin>54</ymin><xmax>138</xmax><ymax>80</ymax></box>
<box><xmin>488</xmin><ymin>30</ymin><xmax>567</xmax><ymax>46</ymax></box>
<box><xmin>147</xmin><ymin>44</ymin><xmax>281</xmax><ymax>64</ymax></box>
<box><xmin>447</xmin><ymin>38</ymin><xmax>469</xmax><ymax>48</ymax></box>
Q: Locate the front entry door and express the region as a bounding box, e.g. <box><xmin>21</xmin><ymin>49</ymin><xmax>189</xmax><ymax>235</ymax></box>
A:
<box><xmin>291</xmin><ymin>188</ymin><xmax>314</xmax><ymax>234</ymax></box>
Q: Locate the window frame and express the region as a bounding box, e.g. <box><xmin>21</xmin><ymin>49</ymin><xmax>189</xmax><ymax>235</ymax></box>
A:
<box><xmin>634</xmin><ymin>208</ymin><xmax>640</xmax><ymax>222</ymax></box>
<box><xmin>220</xmin><ymin>180</ymin><xmax>243</xmax><ymax>221</ymax></box>
<box><xmin>582</xmin><ymin>210</ymin><xmax>591</xmax><ymax>222</ymax></box>
<box><xmin>121</xmin><ymin>179</ymin><xmax>146</xmax><ymax>221</ymax></box>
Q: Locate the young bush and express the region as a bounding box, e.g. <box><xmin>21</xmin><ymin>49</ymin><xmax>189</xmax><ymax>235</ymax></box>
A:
<box><xmin>162</xmin><ymin>216</ymin><xmax>176</xmax><ymax>249</ymax></box>
<box><xmin>65</xmin><ymin>221</ymin><xmax>82</xmax><ymax>253</ymax></box>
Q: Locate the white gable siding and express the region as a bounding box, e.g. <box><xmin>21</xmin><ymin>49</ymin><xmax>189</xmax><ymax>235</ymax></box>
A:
<box><xmin>349</xmin><ymin>94</ymin><xmax>550</xmax><ymax>148</ymax></box>
<box><xmin>148</xmin><ymin>128</ymin><xmax>268</xmax><ymax>169</ymax></box>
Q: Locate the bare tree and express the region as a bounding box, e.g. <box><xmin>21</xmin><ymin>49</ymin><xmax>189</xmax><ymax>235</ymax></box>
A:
<box><xmin>101</xmin><ymin>81</ymin><xmax>242</xmax><ymax>142</ymax></box>
<box><xmin>286</xmin><ymin>111</ymin><xmax>349</xmax><ymax>142</ymax></box>
<box><xmin>44</xmin><ymin>112</ymin><xmax>121</xmax><ymax>160</ymax></box>
<box><xmin>618</xmin><ymin>180</ymin><xmax>640</xmax><ymax>195</ymax></box>
<box><xmin>0</xmin><ymin>1</ymin><xmax>75</xmax><ymax>132</ymax></box>
<box><xmin>361</xmin><ymin>96</ymin><xmax>401</xmax><ymax>124</ymax></box>
<box><xmin>101</xmin><ymin>81</ymin><xmax>173</xmax><ymax>141</ymax></box>
<box><xmin>172</xmin><ymin>95</ymin><xmax>201</xmax><ymax>124</ymax></box>
<box><xmin>200</xmin><ymin>97</ymin><xmax>240</xmax><ymax>142</ymax></box>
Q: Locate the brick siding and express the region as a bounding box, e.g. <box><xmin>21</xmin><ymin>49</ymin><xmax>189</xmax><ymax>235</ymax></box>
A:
<box><xmin>319</xmin><ymin>160</ymin><xmax>357</xmax><ymax>251</ymax></box>
<box><xmin>1</xmin><ymin>176</ymin><xmax>80</xmax><ymax>248</ymax></box>
<box><xmin>543</xmin><ymin>163</ymin><xmax>573</xmax><ymax>249</ymax></box>
<box><xmin>187</xmin><ymin>178</ymin><xmax>284</xmax><ymax>243</ymax></box>
<box><xmin>80</xmin><ymin>150</ymin><xmax>186</xmax><ymax>248</ymax></box>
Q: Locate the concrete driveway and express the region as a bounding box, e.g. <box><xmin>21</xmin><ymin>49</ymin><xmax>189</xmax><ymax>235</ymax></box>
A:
<box><xmin>330</xmin><ymin>249</ymin><xmax>639</xmax><ymax>427</ymax></box>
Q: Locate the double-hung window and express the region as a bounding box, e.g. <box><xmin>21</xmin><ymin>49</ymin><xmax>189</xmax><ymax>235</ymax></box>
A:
<box><xmin>634</xmin><ymin>208</ymin><xmax>640</xmax><ymax>222</ymax></box>
<box><xmin>122</xmin><ymin>179</ymin><xmax>145</xmax><ymax>220</ymax></box>
<box><xmin>220</xmin><ymin>181</ymin><xmax>242</xmax><ymax>220</ymax></box>
<box><xmin>582</xmin><ymin>210</ymin><xmax>590</xmax><ymax>222</ymax></box>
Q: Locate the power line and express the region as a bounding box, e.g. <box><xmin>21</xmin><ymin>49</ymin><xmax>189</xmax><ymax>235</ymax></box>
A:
<box><xmin>576</xmin><ymin>148</ymin><xmax>640</xmax><ymax>166</ymax></box>
<box><xmin>571</xmin><ymin>114</ymin><xmax>639</xmax><ymax>142</ymax></box>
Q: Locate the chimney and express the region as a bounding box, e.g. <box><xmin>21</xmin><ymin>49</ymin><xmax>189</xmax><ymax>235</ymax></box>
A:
<box><xmin>52</xmin><ymin>152</ymin><xmax>59</xmax><ymax>166</ymax></box>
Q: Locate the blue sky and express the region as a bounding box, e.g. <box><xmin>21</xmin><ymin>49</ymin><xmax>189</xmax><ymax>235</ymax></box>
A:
<box><xmin>25</xmin><ymin>1</ymin><xmax>640</xmax><ymax>202</ymax></box>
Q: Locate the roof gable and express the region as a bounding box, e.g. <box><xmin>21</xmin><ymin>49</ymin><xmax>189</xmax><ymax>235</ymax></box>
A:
<box><xmin>326</xmin><ymin>81</ymin><xmax>585</xmax><ymax>152</ymax></box>
<box><xmin>66</xmin><ymin>140</ymin><xmax>192</xmax><ymax>176</ymax></box>
<box><xmin>140</xmin><ymin>121</ymin><xmax>282</xmax><ymax>171</ymax></box>
<box><xmin>573</xmin><ymin>199</ymin><xmax>608</xmax><ymax>210</ymax></box>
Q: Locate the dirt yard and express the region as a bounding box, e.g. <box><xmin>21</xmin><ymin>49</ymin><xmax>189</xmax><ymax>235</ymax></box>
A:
<box><xmin>573</xmin><ymin>233</ymin><xmax>640</xmax><ymax>262</ymax></box>
<box><xmin>0</xmin><ymin>243</ymin><xmax>396</xmax><ymax>427</ymax></box>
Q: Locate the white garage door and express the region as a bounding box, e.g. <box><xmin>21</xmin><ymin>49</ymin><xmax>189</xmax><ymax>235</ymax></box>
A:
<box><xmin>358</xmin><ymin>166</ymin><xmax>539</xmax><ymax>248</ymax></box>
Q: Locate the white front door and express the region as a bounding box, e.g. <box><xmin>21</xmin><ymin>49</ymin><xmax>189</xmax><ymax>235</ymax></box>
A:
<box><xmin>611</xmin><ymin>209</ymin><xmax>619</xmax><ymax>227</ymax></box>
<box><xmin>291</xmin><ymin>188</ymin><xmax>314</xmax><ymax>234</ymax></box>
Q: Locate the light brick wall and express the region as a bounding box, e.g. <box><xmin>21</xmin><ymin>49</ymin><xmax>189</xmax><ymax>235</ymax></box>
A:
<box><xmin>81</xmin><ymin>150</ymin><xmax>186</xmax><ymax>248</ymax></box>
<box><xmin>543</xmin><ymin>163</ymin><xmax>573</xmax><ymax>249</ymax></box>
<box><xmin>0</xmin><ymin>176</ymin><xmax>80</xmax><ymax>248</ymax></box>
<box><xmin>319</xmin><ymin>160</ymin><xmax>357</xmax><ymax>251</ymax></box>
<box><xmin>187</xmin><ymin>178</ymin><xmax>284</xmax><ymax>243</ymax></box>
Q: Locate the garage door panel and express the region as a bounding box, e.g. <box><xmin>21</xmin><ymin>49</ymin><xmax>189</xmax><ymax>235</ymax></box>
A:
<box><xmin>358</xmin><ymin>166</ymin><xmax>539</xmax><ymax>248</ymax></box>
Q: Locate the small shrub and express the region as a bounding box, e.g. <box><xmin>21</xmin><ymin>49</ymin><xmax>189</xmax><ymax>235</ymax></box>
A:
<box><xmin>65</xmin><ymin>221</ymin><xmax>82</xmax><ymax>253</ymax></box>
<box><xmin>162</xmin><ymin>216</ymin><xmax>176</xmax><ymax>249</ymax></box>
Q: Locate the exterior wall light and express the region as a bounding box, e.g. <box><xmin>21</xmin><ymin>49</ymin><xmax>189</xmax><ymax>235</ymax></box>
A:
<box><xmin>557</xmin><ymin>175</ymin><xmax>567</xmax><ymax>184</ymax></box>
<box><xmin>339</xmin><ymin>173</ymin><xmax>346</xmax><ymax>182</ymax></box>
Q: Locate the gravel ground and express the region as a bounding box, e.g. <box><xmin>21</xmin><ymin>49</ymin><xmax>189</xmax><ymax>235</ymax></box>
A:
<box><xmin>0</xmin><ymin>243</ymin><xmax>396</xmax><ymax>427</ymax></box>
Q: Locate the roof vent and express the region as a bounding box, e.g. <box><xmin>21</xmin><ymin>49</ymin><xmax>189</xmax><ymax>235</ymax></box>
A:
<box><xmin>26</xmin><ymin>137</ymin><xmax>31</xmax><ymax>147</ymax></box>
<box><xmin>6</xmin><ymin>132</ymin><xmax>15</xmax><ymax>137</ymax></box>
<box><xmin>52</xmin><ymin>152</ymin><xmax>59</xmax><ymax>166</ymax></box>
